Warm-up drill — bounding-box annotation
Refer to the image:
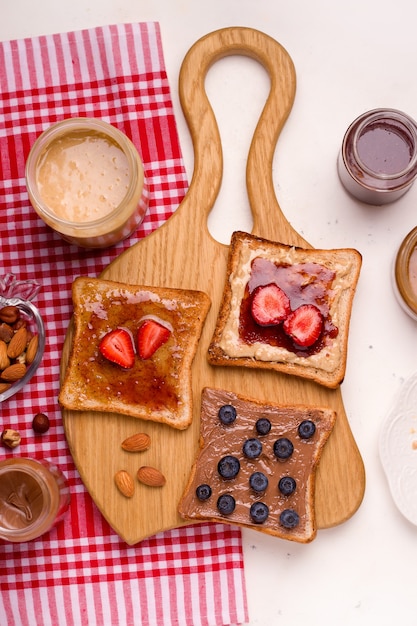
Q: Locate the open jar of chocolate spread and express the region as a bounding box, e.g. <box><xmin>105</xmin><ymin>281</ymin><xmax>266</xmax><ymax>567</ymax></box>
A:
<box><xmin>0</xmin><ymin>457</ymin><xmax>70</xmax><ymax>542</ymax></box>
<box><xmin>338</xmin><ymin>108</ymin><xmax>417</xmax><ymax>205</ymax></box>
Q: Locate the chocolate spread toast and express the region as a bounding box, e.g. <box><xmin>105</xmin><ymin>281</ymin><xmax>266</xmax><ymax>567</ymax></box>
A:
<box><xmin>178</xmin><ymin>387</ymin><xmax>337</xmax><ymax>543</ymax></box>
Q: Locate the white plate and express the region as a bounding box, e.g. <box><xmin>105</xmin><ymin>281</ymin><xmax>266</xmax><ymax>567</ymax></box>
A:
<box><xmin>379</xmin><ymin>371</ymin><xmax>417</xmax><ymax>525</ymax></box>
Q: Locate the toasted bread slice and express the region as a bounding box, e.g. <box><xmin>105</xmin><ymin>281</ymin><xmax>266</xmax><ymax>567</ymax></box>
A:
<box><xmin>178</xmin><ymin>387</ymin><xmax>336</xmax><ymax>543</ymax></box>
<box><xmin>59</xmin><ymin>277</ymin><xmax>211</xmax><ymax>429</ymax></box>
<box><xmin>208</xmin><ymin>231</ymin><xmax>362</xmax><ymax>388</ymax></box>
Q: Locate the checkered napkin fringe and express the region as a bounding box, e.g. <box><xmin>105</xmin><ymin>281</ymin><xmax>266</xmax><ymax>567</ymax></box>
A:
<box><xmin>0</xmin><ymin>22</ymin><xmax>248</xmax><ymax>626</ymax></box>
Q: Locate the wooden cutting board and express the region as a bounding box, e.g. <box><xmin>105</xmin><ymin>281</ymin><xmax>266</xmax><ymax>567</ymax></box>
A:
<box><xmin>61</xmin><ymin>27</ymin><xmax>365</xmax><ymax>545</ymax></box>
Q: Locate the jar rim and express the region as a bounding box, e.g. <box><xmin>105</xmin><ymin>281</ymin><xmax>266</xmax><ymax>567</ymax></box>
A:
<box><xmin>25</xmin><ymin>117</ymin><xmax>142</xmax><ymax>231</ymax></box>
<box><xmin>351</xmin><ymin>108</ymin><xmax>417</xmax><ymax>181</ymax></box>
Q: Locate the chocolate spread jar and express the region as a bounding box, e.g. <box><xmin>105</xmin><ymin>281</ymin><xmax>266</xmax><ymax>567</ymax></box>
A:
<box><xmin>0</xmin><ymin>457</ymin><xmax>70</xmax><ymax>542</ymax></box>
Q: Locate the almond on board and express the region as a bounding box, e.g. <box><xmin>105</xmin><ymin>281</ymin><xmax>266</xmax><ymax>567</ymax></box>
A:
<box><xmin>137</xmin><ymin>466</ymin><xmax>166</xmax><ymax>488</ymax></box>
<box><xmin>114</xmin><ymin>470</ymin><xmax>135</xmax><ymax>498</ymax></box>
<box><xmin>121</xmin><ymin>433</ymin><xmax>151</xmax><ymax>452</ymax></box>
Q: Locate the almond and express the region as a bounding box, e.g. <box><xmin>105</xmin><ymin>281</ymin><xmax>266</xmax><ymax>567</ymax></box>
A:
<box><xmin>0</xmin><ymin>341</ymin><xmax>10</xmax><ymax>370</ymax></box>
<box><xmin>114</xmin><ymin>470</ymin><xmax>135</xmax><ymax>498</ymax></box>
<box><xmin>137</xmin><ymin>466</ymin><xmax>166</xmax><ymax>488</ymax></box>
<box><xmin>1</xmin><ymin>362</ymin><xmax>26</xmax><ymax>382</ymax></box>
<box><xmin>25</xmin><ymin>334</ymin><xmax>39</xmax><ymax>365</ymax></box>
<box><xmin>7</xmin><ymin>327</ymin><xmax>27</xmax><ymax>359</ymax></box>
<box><xmin>0</xmin><ymin>306</ymin><xmax>19</xmax><ymax>324</ymax></box>
<box><xmin>0</xmin><ymin>383</ymin><xmax>11</xmax><ymax>393</ymax></box>
<box><xmin>121</xmin><ymin>432</ymin><xmax>151</xmax><ymax>452</ymax></box>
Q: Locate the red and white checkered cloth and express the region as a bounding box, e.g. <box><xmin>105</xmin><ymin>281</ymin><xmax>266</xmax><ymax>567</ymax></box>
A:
<box><xmin>0</xmin><ymin>22</ymin><xmax>248</xmax><ymax>626</ymax></box>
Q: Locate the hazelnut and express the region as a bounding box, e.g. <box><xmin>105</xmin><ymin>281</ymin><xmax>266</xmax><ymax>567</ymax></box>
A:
<box><xmin>13</xmin><ymin>319</ymin><xmax>27</xmax><ymax>331</ymax></box>
<box><xmin>1</xmin><ymin>428</ymin><xmax>21</xmax><ymax>449</ymax></box>
<box><xmin>0</xmin><ymin>323</ymin><xmax>13</xmax><ymax>343</ymax></box>
<box><xmin>32</xmin><ymin>413</ymin><xmax>50</xmax><ymax>434</ymax></box>
<box><xmin>0</xmin><ymin>305</ymin><xmax>20</xmax><ymax>324</ymax></box>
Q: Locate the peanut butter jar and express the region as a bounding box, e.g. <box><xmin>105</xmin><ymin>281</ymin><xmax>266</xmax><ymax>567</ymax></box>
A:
<box><xmin>25</xmin><ymin>118</ymin><xmax>149</xmax><ymax>248</ymax></box>
<box><xmin>0</xmin><ymin>457</ymin><xmax>70</xmax><ymax>542</ymax></box>
<box><xmin>393</xmin><ymin>226</ymin><xmax>417</xmax><ymax>321</ymax></box>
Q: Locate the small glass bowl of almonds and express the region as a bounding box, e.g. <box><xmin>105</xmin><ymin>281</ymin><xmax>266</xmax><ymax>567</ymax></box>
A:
<box><xmin>0</xmin><ymin>274</ymin><xmax>45</xmax><ymax>402</ymax></box>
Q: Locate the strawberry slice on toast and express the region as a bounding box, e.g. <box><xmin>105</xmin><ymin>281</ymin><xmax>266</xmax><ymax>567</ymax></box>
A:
<box><xmin>99</xmin><ymin>328</ymin><xmax>135</xmax><ymax>369</ymax></box>
<box><xmin>251</xmin><ymin>283</ymin><xmax>291</xmax><ymax>326</ymax></box>
<box><xmin>138</xmin><ymin>319</ymin><xmax>171</xmax><ymax>359</ymax></box>
<box><xmin>283</xmin><ymin>304</ymin><xmax>323</xmax><ymax>348</ymax></box>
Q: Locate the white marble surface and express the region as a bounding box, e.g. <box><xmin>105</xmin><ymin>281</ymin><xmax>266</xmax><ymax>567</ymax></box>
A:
<box><xmin>3</xmin><ymin>1</ymin><xmax>417</xmax><ymax>624</ymax></box>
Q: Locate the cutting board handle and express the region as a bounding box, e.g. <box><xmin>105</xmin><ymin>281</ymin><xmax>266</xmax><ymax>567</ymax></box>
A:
<box><xmin>178</xmin><ymin>27</ymin><xmax>301</xmax><ymax>244</ymax></box>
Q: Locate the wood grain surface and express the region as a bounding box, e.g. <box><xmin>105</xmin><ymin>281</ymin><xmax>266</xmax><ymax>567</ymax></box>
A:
<box><xmin>61</xmin><ymin>27</ymin><xmax>365</xmax><ymax>545</ymax></box>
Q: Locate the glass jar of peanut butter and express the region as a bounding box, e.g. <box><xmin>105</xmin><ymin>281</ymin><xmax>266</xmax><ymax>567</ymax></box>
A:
<box><xmin>25</xmin><ymin>118</ymin><xmax>149</xmax><ymax>248</ymax></box>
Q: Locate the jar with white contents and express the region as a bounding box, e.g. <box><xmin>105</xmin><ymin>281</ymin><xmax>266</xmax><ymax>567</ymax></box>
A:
<box><xmin>25</xmin><ymin>118</ymin><xmax>149</xmax><ymax>248</ymax></box>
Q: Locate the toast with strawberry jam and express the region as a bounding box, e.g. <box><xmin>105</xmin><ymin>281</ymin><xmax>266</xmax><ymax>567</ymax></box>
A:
<box><xmin>59</xmin><ymin>277</ymin><xmax>211</xmax><ymax>429</ymax></box>
<box><xmin>208</xmin><ymin>231</ymin><xmax>362</xmax><ymax>389</ymax></box>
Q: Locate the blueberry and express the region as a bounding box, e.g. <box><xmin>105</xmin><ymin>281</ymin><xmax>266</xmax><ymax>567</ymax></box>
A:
<box><xmin>273</xmin><ymin>437</ymin><xmax>294</xmax><ymax>460</ymax></box>
<box><xmin>243</xmin><ymin>438</ymin><xmax>262</xmax><ymax>459</ymax></box>
<box><xmin>217</xmin><ymin>455</ymin><xmax>240</xmax><ymax>479</ymax></box>
<box><xmin>278</xmin><ymin>476</ymin><xmax>296</xmax><ymax>496</ymax></box>
<box><xmin>250</xmin><ymin>502</ymin><xmax>269</xmax><ymax>524</ymax></box>
<box><xmin>298</xmin><ymin>420</ymin><xmax>316</xmax><ymax>439</ymax></box>
<box><xmin>217</xmin><ymin>494</ymin><xmax>236</xmax><ymax>515</ymax></box>
<box><xmin>256</xmin><ymin>418</ymin><xmax>271</xmax><ymax>436</ymax></box>
<box><xmin>218</xmin><ymin>404</ymin><xmax>237</xmax><ymax>425</ymax></box>
<box><xmin>196</xmin><ymin>484</ymin><xmax>212</xmax><ymax>501</ymax></box>
<box><xmin>249</xmin><ymin>471</ymin><xmax>269</xmax><ymax>493</ymax></box>
<box><xmin>279</xmin><ymin>508</ymin><xmax>300</xmax><ymax>529</ymax></box>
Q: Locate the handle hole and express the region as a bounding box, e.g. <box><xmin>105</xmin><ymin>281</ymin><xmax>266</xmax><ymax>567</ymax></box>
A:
<box><xmin>205</xmin><ymin>56</ymin><xmax>270</xmax><ymax>244</ymax></box>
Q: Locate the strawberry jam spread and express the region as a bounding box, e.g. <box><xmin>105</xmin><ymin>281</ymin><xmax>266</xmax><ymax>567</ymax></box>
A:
<box><xmin>239</xmin><ymin>257</ymin><xmax>338</xmax><ymax>356</ymax></box>
<box><xmin>77</xmin><ymin>297</ymin><xmax>179</xmax><ymax>413</ymax></box>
